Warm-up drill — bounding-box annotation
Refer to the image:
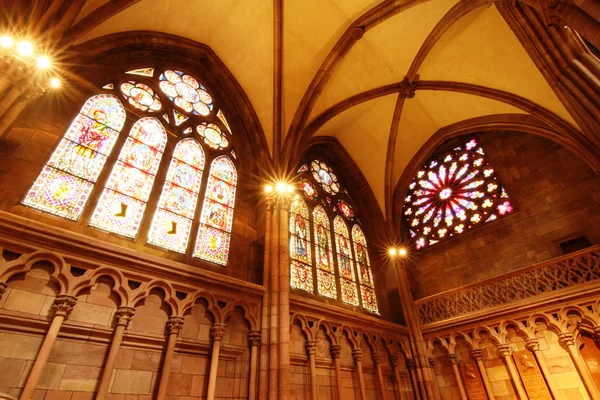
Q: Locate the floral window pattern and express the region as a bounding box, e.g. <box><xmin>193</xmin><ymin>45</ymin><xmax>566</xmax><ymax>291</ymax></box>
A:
<box><xmin>193</xmin><ymin>156</ymin><xmax>237</xmax><ymax>265</ymax></box>
<box><xmin>159</xmin><ymin>70</ymin><xmax>213</xmax><ymax>116</ymax></box>
<box><xmin>290</xmin><ymin>199</ymin><xmax>313</xmax><ymax>292</ymax></box>
<box><xmin>311</xmin><ymin>160</ymin><xmax>340</xmax><ymax>195</ymax></box>
<box><xmin>89</xmin><ymin>117</ymin><xmax>167</xmax><ymax>238</ymax></box>
<box><xmin>23</xmin><ymin>95</ymin><xmax>126</xmax><ymax>220</ymax></box>
<box><xmin>334</xmin><ymin>216</ymin><xmax>359</xmax><ymax>306</ymax></box>
<box><xmin>352</xmin><ymin>225</ymin><xmax>378</xmax><ymax>313</ymax></box>
<box><xmin>120</xmin><ymin>82</ymin><xmax>162</xmax><ymax>112</ymax></box>
<box><xmin>403</xmin><ymin>138</ymin><xmax>514</xmax><ymax>249</ymax></box>
<box><xmin>148</xmin><ymin>139</ymin><xmax>205</xmax><ymax>253</ymax></box>
<box><xmin>313</xmin><ymin>206</ymin><xmax>337</xmax><ymax>299</ymax></box>
<box><xmin>197</xmin><ymin>123</ymin><xmax>229</xmax><ymax>150</ymax></box>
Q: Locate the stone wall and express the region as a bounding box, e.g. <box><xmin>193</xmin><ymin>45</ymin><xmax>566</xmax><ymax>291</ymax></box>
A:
<box><xmin>409</xmin><ymin>131</ymin><xmax>600</xmax><ymax>299</ymax></box>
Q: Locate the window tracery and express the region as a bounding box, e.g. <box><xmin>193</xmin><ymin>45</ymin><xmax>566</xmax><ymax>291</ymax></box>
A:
<box><xmin>403</xmin><ymin>138</ymin><xmax>513</xmax><ymax>249</ymax></box>
<box><xmin>290</xmin><ymin>199</ymin><xmax>313</xmax><ymax>292</ymax></box>
<box><xmin>23</xmin><ymin>66</ymin><xmax>238</xmax><ymax>267</ymax></box>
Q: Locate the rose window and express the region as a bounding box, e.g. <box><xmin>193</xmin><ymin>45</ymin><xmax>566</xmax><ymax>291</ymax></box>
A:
<box><xmin>311</xmin><ymin>160</ymin><xmax>340</xmax><ymax>195</ymax></box>
<box><xmin>197</xmin><ymin>123</ymin><xmax>229</xmax><ymax>150</ymax></box>
<box><xmin>403</xmin><ymin>138</ymin><xmax>513</xmax><ymax>249</ymax></box>
<box><xmin>120</xmin><ymin>82</ymin><xmax>162</xmax><ymax>112</ymax></box>
<box><xmin>159</xmin><ymin>70</ymin><xmax>213</xmax><ymax>116</ymax></box>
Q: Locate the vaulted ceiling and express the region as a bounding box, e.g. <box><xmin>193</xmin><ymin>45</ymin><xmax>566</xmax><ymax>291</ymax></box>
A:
<box><xmin>52</xmin><ymin>0</ymin><xmax>583</xmax><ymax>218</ymax></box>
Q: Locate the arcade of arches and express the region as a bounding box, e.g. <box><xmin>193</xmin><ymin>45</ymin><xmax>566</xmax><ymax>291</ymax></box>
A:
<box><xmin>0</xmin><ymin>1</ymin><xmax>599</xmax><ymax>399</ymax></box>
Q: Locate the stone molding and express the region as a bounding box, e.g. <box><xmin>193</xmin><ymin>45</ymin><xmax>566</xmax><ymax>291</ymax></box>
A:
<box><xmin>417</xmin><ymin>246</ymin><xmax>600</xmax><ymax>324</ymax></box>
<box><xmin>372</xmin><ymin>352</ymin><xmax>385</xmax><ymax>365</ymax></box>
<box><xmin>497</xmin><ymin>344</ymin><xmax>512</xmax><ymax>357</ymax></box>
<box><xmin>352</xmin><ymin>349</ymin><xmax>363</xmax><ymax>362</ymax></box>
<box><xmin>447</xmin><ymin>354</ymin><xmax>459</xmax><ymax>365</ymax></box>
<box><xmin>471</xmin><ymin>350</ymin><xmax>483</xmax><ymax>361</ymax></box>
<box><xmin>525</xmin><ymin>338</ymin><xmax>540</xmax><ymax>352</ymax></box>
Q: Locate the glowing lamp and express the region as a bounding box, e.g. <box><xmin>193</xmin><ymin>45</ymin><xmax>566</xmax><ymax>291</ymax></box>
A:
<box><xmin>17</xmin><ymin>41</ymin><xmax>34</xmax><ymax>56</ymax></box>
<box><xmin>276</xmin><ymin>182</ymin><xmax>287</xmax><ymax>193</ymax></box>
<box><xmin>264</xmin><ymin>185</ymin><xmax>273</xmax><ymax>194</ymax></box>
<box><xmin>37</xmin><ymin>56</ymin><xmax>51</xmax><ymax>69</ymax></box>
<box><xmin>399</xmin><ymin>248</ymin><xmax>407</xmax><ymax>257</ymax></box>
<box><xmin>388</xmin><ymin>248</ymin><xmax>397</xmax><ymax>256</ymax></box>
<box><xmin>0</xmin><ymin>36</ymin><xmax>12</xmax><ymax>48</ymax></box>
<box><xmin>50</xmin><ymin>78</ymin><xmax>61</xmax><ymax>88</ymax></box>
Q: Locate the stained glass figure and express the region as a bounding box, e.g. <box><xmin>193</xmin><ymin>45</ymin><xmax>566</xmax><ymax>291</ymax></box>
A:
<box><xmin>352</xmin><ymin>225</ymin><xmax>378</xmax><ymax>313</ymax></box>
<box><xmin>338</xmin><ymin>199</ymin><xmax>354</xmax><ymax>219</ymax></box>
<box><xmin>120</xmin><ymin>82</ymin><xmax>161</xmax><ymax>112</ymax></box>
<box><xmin>290</xmin><ymin>199</ymin><xmax>313</xmax><ymax>292</ymax></box>
<box><xmin>217</xmin><ymin>109</ymin><xmax>232</xmax><ymax>133</ymax></box>
<box><xmin>311</xmin><ymin>160</ymin><xmax>340</xmax><ymax>195</ymax></box>
<box><xmin>193</xmin><ymin>156</ymin><xmax>237</xmax><ymax>265</ymax></box>
<box><xmin>23</xmin><ymin>95</ymin><xmax>126</xmax><ymax>219</ymax></box>
<box><xmin>159</xmin><ymin>70</ymin><xmax>213</xmax><ymax>116</ymax></box>
<box><xmin>313</xmin><ymin>206</ymin><xmax>337</xmax><ymax>299</ymax></box>
<box><xmin>403</xmin><ymin>138</ymin><xmax>513</xmax><ymax>249</ymax></box>
<box><xmin>173</xmin><ymin>109</ymin><xmax>189</xmax><ymax>126</ymax></box>
<box><xmin>334</xmin><ymin>216</ymin><xmax>359</xmax><ymax>306</ymax></box>
<box><xmin>300</xmin><ymin>179</ymin><xmax>318</xmax><ymax>200</ymax></box>
<box><xmin>148</xmin><ymin>138</ymin><xmax>206</xmax><ymax>253</ymax></box>
<box><xmin>125</xmin><ymin>67</ymin><xmax>154</xmax><ymax>77</ymax></box>
<box><xmin>89</xmin><ymin>117</ymin><xmax>167</xmax><ymax>237</ymax></box>
<box><xmin>103</xmin><ymin>83</ymin><xmax>114</xmax><ymax>90</ymax></box>
<box><xmin>197</xmin><ymin>123</ymin><xmax>229</xmax><ymax>150</ymax></box>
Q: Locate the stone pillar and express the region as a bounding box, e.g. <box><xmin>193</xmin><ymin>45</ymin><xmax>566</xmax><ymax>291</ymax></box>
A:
<box><xmin>259</xmin><ymin>201</ymin><xmax>273</xmax><ymax>400</ymax></box>
<box><xmin>206</xmin><ymin>323</ymin><xmax>226</xmax><ymax>400</ymax></box>
<box><xmin>331</xmin><ymin>345</ymin><xmax>343</xmax><ymax>400</ymax></box>
<box><xmin>249</xmin><ymin>331</ymin><xmax>261</xmax><ymax>400</ymax></box>
<box><xmin>559</xmin><ymin>333</ymin><xmax>600</xmax><ymax>399</ymax></box>
<box><xmin>0</xmin><ymin>88</ymin><xmax>41</xmax><ymax>140</ymax></box>
<box><xmin>20</xmin><ymin>295</ymin><xmax>76</xmax><ymax>400</ymax></box>
<box><xmin>306</xmin><ymin>340</ymin><xmax>318</xmax><ymax>400</ymax></box>
<box><xmin>278</xmin><ymin>197</ymin><xmax>292</xmax><ymax>400</ymax></box>
<box><xmin>406</xmin><ymin>359</ymin><xmax>421</xmax><ymax>400</ymax></box>
<box><xmin>353</xmin><ymin>349</ymin><xmax>367</xmax><ymax>400</ymax></box>
<box><xmin>0</xmin><ymin>67</ymin><xmax>15</xmax><ymax>98</ymax></box>
<box><xmin>96</xmin><ymin>307</ymin><xmax>135</xmax><ymax>400</ymax></box>
<box><xmin>497</xmin><ymin>345</ymin><xmax>528</xmax><ymax>400</ymax></box>
<box><xmin>391</xmin><ymin>355</ymin><xmax>405</xmax><ymax>400</ymax></box>
<box><xmin>539</xmin><ymin>0</ymin><xmax>600</xmax><ymax>49</ymax></box>
<box><xmin>525</xmin><ymin>339</ymin><xmax>559</xmax><ymax>400</ymax></box>
<box><xmin>156</xmin><ymin>316</ymin><xmax>184</xmax><ymax>400</ymax></box>
<box><xmin>269</xmin><ymin>199</ymin><xmax>279</xmax><ymax>400</ymax></box>
<box><xmin>471</xmin><ymin>350</ymin><xmax>494</xmax><ymax>400</ymax></box>
<box><xmin>373</xmin><ymin>352</ymin><xmax>389</xmax><ymax>400</ymax></box>
<box><xmin>447</xmin><ymin>355</ymin><xmax>467</xmax><ymax>400</ymax></box>
<box><xmin>0</xmin><ymin>85</ymin><xmax>24</xmax><ymax>117</ymax></box>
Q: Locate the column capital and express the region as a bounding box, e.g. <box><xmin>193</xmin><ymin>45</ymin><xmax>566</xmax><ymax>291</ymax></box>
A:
<box><xmin>538</xmin><ymin>0</ymin><xmax>568</xmax><ymax>26</ymax></box>
<box><xmin>558</xmin><ymin>332</ymin><xmax>574</xmax><ymax>346</ymax></box>
<box><xmin>248</xmin><ymin>331</ymin><xmax>261</xmax><ymax>347</ymax></box>
<box><xmin>330</xmin><ymin>344</ymin><xmax>342</xmax><ymax>359</ymax></box>
<box><xmin>352</xmin><ymin>348</ymin><xmax>363</xmax><ymax>362</ymax></box>
<box><xmin>305</xmin><ymin>340</ymin><xmax>317</xmax><ymax>356</ymax></box>
<box><xmin>406</xmin><ymin>358</ymin><xmax>416</xmax><ymax>370</ymax></box>
<box><xmin>391</xmin><ymin>354</ymin><xmax>403</xmax><ymax>367</ymax></box>
<box><xmin>497</xmin><ymin>344</ymin><xmax>512</xmax><ymax>357</ymax></box>
<box><xmin>0</xmin><ymin>282</ymin><xmax>7</xmax><ymax>299</ymax></box>
<box><xmin>166</xmin><ymin>316</ymin><xmax>185</xmax><ymax>336</ymax></box>
<box><xmin>52</xmin><ymin>295</ymin><xmax>77</xmax><ymax>317</ymax></box>
<box><xmin>471</xmin><ymin>349</ymin><xmax>483</xmax><ymax>361</ymax></box>
<box><xmin>447</xmin><ymin>354</ymin><xmax>459</xmax><ymax>365</ymax></box>
<box><xmin>372</xmin><ymin>352</ymin><xmax>385</xmax><ymax>365</ymax></box>
<box><xmin>210</xmin><ymin>323</ymin><xmax>226</xmax><ymax>341</ymax></box>
<box><xmin>525</xmin><ymin>338</ymin><xmax>540</xmax><ymax>352</ymax></box>
<box><xmin>115</xmin><ymin>306</ymin><xmax>135</xmax><ymax>328</ymax></box>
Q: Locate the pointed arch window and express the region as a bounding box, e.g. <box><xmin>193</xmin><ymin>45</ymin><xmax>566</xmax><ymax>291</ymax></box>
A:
<box><xmin>352</xmin><ymin>225</ymin><xmax>378</xmax><ymax>313</ymax></box>
<box><xmin>89</xmin><ymin>117</ymin><xmax>167</xmax><ymax>237</ymax></box>
<box><xmin>290</xmin><ymin>199</ymin><xmax>313</xmax><ymax>292</ymax></box>
<box><xmin>313</xmin><ymin>206</ymin><xmax>337</xmax><ymax>299</ymax></box>
<box><xmin>334</xmin><ymin>216</ymin><xmax>359</xmax><ymax>306</ymax></box>
<box><xmin>193</xmin><ymin>156</ymin><xmax>237</xmax><ymax>265</ymax></box>
<box><xmin>23</xmin><ymin>95</ymin><xmax>126</xmax><ymax>220</ymax></box>
<box><xmin>148</xmin><ymin>138</ymin><xmax>205</xmax><ymax>253</ymax></box>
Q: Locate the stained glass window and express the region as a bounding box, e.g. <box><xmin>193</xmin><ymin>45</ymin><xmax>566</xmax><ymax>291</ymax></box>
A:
<box><xmin>300</xmin><ymin>178</ymin><xmax>318</xmax><ymax>200</ymax></box>
<box><xmin>403</xmin><ymin>138</ymin><xmax>514</xmax><ymax>249</ymax></box>
<box><xmin>197</xmin><ymin>123</ymin><xmax>229</xmax><ymax>150</ymax></box>
<box><xmin>311</xmin><ymin>160</ymin><xmax>340</xmax><ymax>195</ymax></box>
<box><xmin>290</xmin><ymin>199</ymin><xmax>313</xmax><ymax>292</ymax></box>
<box><xmin>148</xmin><ymin>139</ymin><xmax>205</xmax><ymax>253</ymax></box>
<box><xmin>23</xmin><ymin>95</ymin><xmax>126</xmax><ymax>220</ymax></box>
<box><xmin>334</xmin><ymin>216</ymin><xmax>359</xmax><ymax>306</ymax></box>
<box><xmin>338</xmin><ymin>200</ymin><xmax>354</xmax><ymax>220</ymax></box>
<box><xmin>313</xmin><ymin>206</ymin><xmax>337</xmax><ymax>299</ymax></box>
<box><xmin>120</xmin><ymin>82</ymin><xmax>162</xmax><ymax>112</ymax></box>
<box><xmin>159</xmin><ymin>70</ymin><xmax>213</xmax><ymax>116</ymax></box>
<box><xmin>193</xmin><ymin>156</ymin><xmax>237</xmax><ymax>265</ymax></box>
<box><xmin>89</xmin><ymin>117</ymin><xmax>167</xmax><ymax>238</ymax></box>
<box><xmin>352</xmin><ymin>225</ymin><xmax>378</xmax><ymax>313</ymax></box>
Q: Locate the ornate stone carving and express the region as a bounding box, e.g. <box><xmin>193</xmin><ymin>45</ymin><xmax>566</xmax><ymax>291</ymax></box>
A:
<box><xmin>248</xmin><ymin>331</ymin><xmax>261</xmax><ymax>347</ymax></box>
<box><xmin>305</xmin><ymin>340</ymin><xmax>317</xmax><ymax>356</ymax></box>
<box><xmin>330</xmin><ymin>344</ymin><xmax>342</xmax><ymax>359</ymax></box>
<box><xmin>526</xmin><ymin>338</ymin><xmax>540</xmax><ymax>352</ymax></box>
<box><xmin>210</xmin><ymin>323</ymin><xmax>226</xmax><ymax>341</ymax></box>
<box><xmin>471</xmin><ymin>350</ymin><xmax>483</xmax><ymax>361</ymax></box>
<box><xmin>52</xmin><ymin>295</ymin><xmax>77</xmax><ymax>317</ymax></box>
<box><xmin>115</xmin><ymin>306</ymin><xmax>135</xmax><ymax>328</ymax></box>
<box><xmin>417</xmin><ymin>249</ymin><xmax>600</xmax><ymax>324</ymax></box>
<box><xmin>558</xmin><ymin>332</ymin><xmax>574</xmax><ymax>347</ymax></box>
<box><xmin>391</xmin><ymin>354</ymin><xmax>403</xmax><ymax>368</ymax></box>
<box><xmin>352</xmin><ymin>348</ymin><xmax>363</xmax><ymax>362</ymax></box>
<box><xmin>372</xmin><ymin>352</ymin><xmax>385</xmax><ymax>365</ymax></box>
<box><xmin>538</xmin><ymin>0</ymin><xmax>568</xmax><ymax>27</ymax></box>
<box><xmin>351</xmin><ymin>26</ymin><xmax>365</xmax><ymax>40</ymax></box>
<box><xmin>513</xmin><ymin>349</ymin><xmax>552</xmax><ymax>400</ymax></box>
<box><xmin>497</xmin><ymin>344</ymin><xmax>512</xmax><ymax>357</ymax></box>
<box><xmin>398</xmin><ymin>77</ymin><xmax>416</xmax><ymax>99</ymax></box>
<box><xmin>406</xmin><ymin>358</ymin><xmax>416</xmax><ymax>370</ymax></box>
<box><xmin>166</xmin><ymin>316</ymin><xmax>185</xmax><ymax>335</ymax></box>
<box><xmin>447</xmin><ymin>354</ymin><xmax>459</xmax><ymax>365</ymax></box>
